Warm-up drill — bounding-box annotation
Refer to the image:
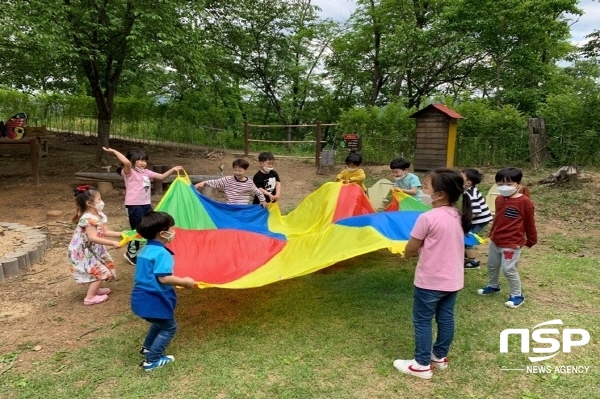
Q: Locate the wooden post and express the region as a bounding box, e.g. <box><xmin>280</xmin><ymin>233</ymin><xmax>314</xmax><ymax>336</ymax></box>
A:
<box><xmin>160</xmin><ymin>165</ymin><xmax>169</xmax><ymax>192</ymax></box>
<box><xmin>29</xmin><ymin>138</ymin><xmax>40</xmax><ymax>185</ymax></box>
<box><xmin>152</xmin><ymin>165</ymin><xmax>164</xmax><ymax>195</ymax></box>
<box><xmin>316</xmin><ymin>120</ymin><xmax>322</xmax><ymax>167</ymax></box>
<box><xmin>528</xmin><ymin>118</ymin><xmax>551</xmax><ymax>169</ymax></box>
<box><xmin>244</xmin><ymin>121</ymin><xmax>250</xmax><ymax>157</ymax></box>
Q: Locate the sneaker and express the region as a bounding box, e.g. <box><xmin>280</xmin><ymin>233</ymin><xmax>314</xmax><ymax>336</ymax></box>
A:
<box><xmin>477</xmin><ymin>286</ymin><xmax>501</xmax><ymax>295</ymax></box>
<box><xmin>142</xmin><ymin>355</ymin><xmax>174</xmax><ymax>371</ymax></box>
<box><xmin>464</xmin><ymin>259</ymin><xmax>480</xmax><ymax>269</ymax></box>
<box><xmin>123</xmin><ymin>251</ymin><xmax>136</xmax><ymax>266</ymax></box>
<box><xmin>431</xmin><ymin>354</ymin><xmax>448</xmax><ymax>370</ymax></box>
<box><xmin>392</xmin><ymin>359</ymin><xmax>433</xmax><ymax>380</ymax></box>
<box><xmin>139</xmin><ymin>347</ymin><xmax>149</xmax><ymax>356</ymax></box>
<box><xmin>505</xmin><ymin>296</ymin><xmax>525</xmax><ymax>309</ymax></box>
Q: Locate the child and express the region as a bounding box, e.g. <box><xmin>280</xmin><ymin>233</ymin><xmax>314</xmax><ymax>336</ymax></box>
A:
<box><xmin>393</xmin><ymin>168</ymin><xmax>472</xmax><ymax>380</ymax></box>
<box><xmin>477</xmin><ymin>167</ymin><xmax>537</xmax><ymax>309</ymax></box>
<box><xmin>253</xmin><ymin>152</ymin><xmax>282</xmax><ymax>204</ymax></box>
<box><xmin>335</xmin><ymin>153</ymin><xmax>366</xmax><ymax>191</ymax></box>
<box><xmin>68</xmin><ymin>185</ymin><xmax>123</xmax><ymax>306</ymax></box>
<box><xmin>194</xmin><ymin>158</ymin><xmax>267</xmax><ymax>207</ymax></box>
<box><xmin>462</xmin><ymin>168</ymin><xmax>493</xmax><ymax>269</ymax></box>
<box><xmin>390</xmin><ymin>158</ymin><xmax>422</xmax><ymax>201</ymax></box>
<box><xmin>102</xmin><ymin>147</ymin><xmax>183</xmax><ymax>265</ymax></box>
<box><xmin>131</xmin><ymin>211</ymin><xmax>198</xmax><ymax>371</ymax></box>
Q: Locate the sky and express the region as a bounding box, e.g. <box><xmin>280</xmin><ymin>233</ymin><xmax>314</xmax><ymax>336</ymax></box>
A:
<box><xmin>311</xmin><ymin>0</ymin><xmax>599</xmax><ymax>44</ymax></box>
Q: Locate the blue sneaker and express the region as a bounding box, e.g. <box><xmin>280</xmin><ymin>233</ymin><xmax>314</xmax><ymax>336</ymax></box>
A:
<box><xmin>477</xmin><ymin>286</ymin><xmax>501</xmax><ymax>295</ymax></box>
<box><xmin>142</xmin><ymin>355</ymin><xmax>174</xmax><ymax>371</ymax></box>
<box><xmin>505</xmin><ymin>296</ymin><xmax>525</xmax><ymax>308</ymax></box>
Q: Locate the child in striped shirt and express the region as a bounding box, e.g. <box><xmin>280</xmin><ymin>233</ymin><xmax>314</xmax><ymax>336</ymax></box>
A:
<box><xmin>461</xmin><ymin>168</ymin><xmax>493</xmax><ymax>269</ymax></box>
<box><xmin>195</xmin><ymin>159</ymin><xmax>267</xmax><ymax>207</ymax></box>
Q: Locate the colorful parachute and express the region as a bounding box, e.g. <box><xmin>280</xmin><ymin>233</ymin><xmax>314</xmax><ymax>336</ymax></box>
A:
<box><xmin>145</xmin><ymin>175</ymin><xmax>482</xmax><ymax>289</ymax></box>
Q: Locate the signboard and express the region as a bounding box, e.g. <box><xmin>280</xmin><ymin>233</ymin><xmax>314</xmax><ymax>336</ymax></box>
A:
<box><xmin>341</xmin><ymin>134</ymin><xmax>361</xmax><ymax>151</ymax></box>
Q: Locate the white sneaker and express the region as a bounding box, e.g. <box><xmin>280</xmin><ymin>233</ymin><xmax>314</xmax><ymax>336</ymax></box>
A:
<box><xmin>393</xmin><ymin>359</ymin><xmax>433</xmax><ymax>379</ymax></box>
<box><xmin>431</xmin><ymin>354</ymin><xmax>449</xmax><ymax>370</ymax></box>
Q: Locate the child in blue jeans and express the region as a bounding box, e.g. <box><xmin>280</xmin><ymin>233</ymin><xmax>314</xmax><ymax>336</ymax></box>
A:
<box><xmin>131</xmin><ymin>211</ymin><xmax>198</xmax><ymax>371</ymax></box>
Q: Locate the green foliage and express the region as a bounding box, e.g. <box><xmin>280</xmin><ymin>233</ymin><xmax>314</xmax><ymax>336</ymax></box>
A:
<box><xmin>337</xmin><ymin>102</ymin><xmax>416</xmax><ymax>164</ymax></box>
<box><xmin>454</xmin><ymin>100</ymin><xmax>529</xmax><ymax>166</ymax></box>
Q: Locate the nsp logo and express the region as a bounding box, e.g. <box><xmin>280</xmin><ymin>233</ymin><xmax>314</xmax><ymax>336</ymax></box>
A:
<box><xmin>500</xmin><ymin>319</ymin><xmax>590</xmax><ymax>362</ymax></box>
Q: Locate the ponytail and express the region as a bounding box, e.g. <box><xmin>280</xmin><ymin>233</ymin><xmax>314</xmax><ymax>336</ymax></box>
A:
<box><xmin>460</xmin><ymin>192</ymin><xmax>473</xmax><ymax>234</ymax></box>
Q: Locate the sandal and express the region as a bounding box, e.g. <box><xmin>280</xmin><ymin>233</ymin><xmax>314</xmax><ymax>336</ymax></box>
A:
<box><xmin>97</xmin><ymin>288</ymin><xmax>111</xmax><ymax>295</ymax></box>
<box><xmin>83</xmin><ymin>294</ymin><xmax>108</xmax><ymax>306</ymax></box>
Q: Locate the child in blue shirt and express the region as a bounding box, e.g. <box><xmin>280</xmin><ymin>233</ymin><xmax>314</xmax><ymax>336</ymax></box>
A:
<box><xmin>131</xmin><ymin>211</ymin><xmax>198</xmax><ymax>371</ymax></box>
<box><xmin>390</xmin><ymin>158</ymin><xmax>423</xmax><ymax>201</ymax></box>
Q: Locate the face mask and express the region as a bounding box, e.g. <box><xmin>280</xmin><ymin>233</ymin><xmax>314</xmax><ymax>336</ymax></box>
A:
<box><xmin>94</xmin><ymin>201</ymin><xmax>105</xmax><ymax>212</ymax></box>
<box><xmin>162</xmin><ymin>231</ymin><xmax>175</xmax><ymax>244</ymax></box>
<box><xmin>394</xmin><ymin>175</ymin><xmax>405</xmax><ymax>181</ymax></box>
<box><xmin>346</xmin><ymin>167</ymin><xmax>357</xmax><ymax>172</ymax></box>
<box><xmin>263</xmin><ymin>167</ymin><xmax>274</xmax><ymax>172</ymax></box>
<box><xmin>421</xmin><ymin>194</ymin><xmax>434</xmax><ymax>206</ymax></box>
<box><xmin>498</xmin><ymin>186</ymin><xmax>517</xmax><ymax>197</ymax></box>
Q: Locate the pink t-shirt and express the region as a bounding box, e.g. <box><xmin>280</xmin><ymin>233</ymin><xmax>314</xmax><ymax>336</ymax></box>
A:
<box><xmin>410</xmin><ymin>206</ymin><xmax>465</xmax><ymax>291</ymax></box>
<box><xmin>122</xmin><ymin>168</ymin><xmax>158</xmax><ymax>205</ymax></box>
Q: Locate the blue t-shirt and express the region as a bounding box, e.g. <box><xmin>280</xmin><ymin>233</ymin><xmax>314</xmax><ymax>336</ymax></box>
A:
<box><xmin>394</xmin><ymin>173</ymin><xmax>423</xmax><ymax>201</ymax></box>
<box><xmin>131</xmin><ymin>240</ymin><xmax>177</xmax><ymax>319</ymax></box>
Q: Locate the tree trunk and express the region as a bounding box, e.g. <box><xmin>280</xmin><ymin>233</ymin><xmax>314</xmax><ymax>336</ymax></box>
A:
<box><xmin>97</xmin><ymin>110</ymin><xmax>112</xmax><ymax>162</ymax></box>
<box><xmin>527</xmin><ymin>117</ymin><xmax>551</xmax><ymax>169</ymax></box>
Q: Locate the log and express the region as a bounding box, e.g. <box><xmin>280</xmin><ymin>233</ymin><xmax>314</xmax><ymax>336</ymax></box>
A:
<box><xmin>97</xmin><ymin>181</ymin><xmax>113</xmax><ymax>196</ymax></box>
<box><xmin>4</xmin><ymin>251</ymin><xmax>30</xmax><ymax>271</ymax></box>
<box><xmin>74</xmin><ymin>172</ymin><xmax>222</xmax><ymax>185</ymax></box>
<box><xmin>22</xmin><ymin>246</ymin><xmax>40</xmax><ymax>264</ymax></box>
<box><xmin>152</xmin><ymin>165</ymin><xmax>168</xmax><ymax>195</ymax></box>
<box><xmin>1</xmin><ymin>258</ymin><xmax>19</xmax><ymax>278</ymax></box>
<box><xmin>46</xmin><ymin>210</ymin><xmax>64</xmax><ymax>221</ymax></box>
<box><xmin>538</xmin><ymin>166</ymin><xmax>581</xmax><ymax>185</ymax></box>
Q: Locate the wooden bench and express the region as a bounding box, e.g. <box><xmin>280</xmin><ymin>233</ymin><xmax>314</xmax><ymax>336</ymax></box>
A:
<box><xmin>24</xmin><ymin>126</ymin><xmax>54</xmax><ymax>158</ymax></box>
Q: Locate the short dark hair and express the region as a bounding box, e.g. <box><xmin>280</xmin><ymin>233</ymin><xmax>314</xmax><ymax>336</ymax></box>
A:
<box><xmin>345</xmin><ymin>153</ymin><xmax>363</xmax><ymax>166</ymax></box>
<box><xmin>495</xmin><ymin>167</ymin><xmax>523</xmax><ymax>184</ymax></box>
<box><xmin>136</xmin><ymin>211</ymin><xmax>175</xmax><ymax>240</ymax></box>
<box><xmin>390</xmin><ymin>158</ymin><xmax>410</xmax><ymax>170</ymax></box>
<box><xmin>232</xmin><ymin>158</ymin><xmax>250</xmax><ymax>169</ymax></box>
<box><xmin>72</xmin><ymin>185</ymin><xmax>99</xmax><ymax>223</ymax></box>
<box><xmin>462</xmin><ymin>168</ymin><xmax>484</xmax><ymax>186</ymax></box>
<box><xmin>116</xmin><ymin>149</ymin><xmax>149</xmax><ymax>174</ymax></box>
<box><xmin>258</xmin><ymin>152</ymin><xmax>275</xmax><ymax>162</ymax></box>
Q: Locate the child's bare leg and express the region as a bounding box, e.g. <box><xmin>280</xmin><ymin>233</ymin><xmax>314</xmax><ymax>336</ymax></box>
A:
<box><xmin>85</xmin><ymin>280</ymin><xmax>103</xmax><ymax>300</ymax></box>
<box><xmin>465</xmin><ymin>248</ymin><xmax>477</xmax><ymax>259</ymax></box>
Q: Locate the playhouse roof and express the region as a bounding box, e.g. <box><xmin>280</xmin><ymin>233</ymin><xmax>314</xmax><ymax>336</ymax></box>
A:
<box><xmin>409</xmin><ymin>103</ymin><xmax>464</xmax><ymax>119</ymax></box>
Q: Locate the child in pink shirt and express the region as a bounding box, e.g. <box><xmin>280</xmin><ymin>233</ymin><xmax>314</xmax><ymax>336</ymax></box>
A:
<box><xmin>393</xmin><ymin>168</ymin><xmax>473</xmax><ymax>380</ymax></box>
<box><xmin>102</xmin><ymin>147</ymin><xmax>183</xmax><ymax>265</ymax></box>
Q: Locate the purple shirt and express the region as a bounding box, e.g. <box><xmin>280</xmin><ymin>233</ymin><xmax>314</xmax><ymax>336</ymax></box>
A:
<box><xmin>122</xmin><ymin>168</ymin><xmax>158</xmax><ymax>205</ymax></box>
<box><xmin>410</xmin><ymin>206</ymin><xmax>465</xmax><ymax>292</ymax></box>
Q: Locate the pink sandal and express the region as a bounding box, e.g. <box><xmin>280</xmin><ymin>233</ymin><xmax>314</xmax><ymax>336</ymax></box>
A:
<box><xmin>97</xmin><ymin>288</ymin><xmax>111</xmax><ymax>295</ymax></box>
<box><xmin>84</xmin><ymin>294</ymin><xmax>108</xmax><ymax>306</ymax></box>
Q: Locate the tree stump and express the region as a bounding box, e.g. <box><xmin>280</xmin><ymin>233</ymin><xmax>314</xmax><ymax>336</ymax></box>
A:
<box><xmin>317</xmin><ymin>150</ymin><xmax>336</xmax><ymax>175</ymax></box>
<box><xmin>4</xmin><ymin>251</ymin><xmax>30</xmax><ymax>271</ymax></box>
<box><xmin>46</xmin><ymin>210</ymin><xmax>64</xmax><ymax>221</ymax></box>
<box><xmin>97</xmin><ymin>181</ymin><xmax>113</xmax><ymax>196</ymax></box>
<box><xmin>528</xmin><ymin>118</ymin><xmax>551</xmax><ymax>169</ymax></box>
<box><xmin>538</xmin><ymin>166</ymin><xmax>581</xmax><ymax>185</ymax></box>
<box><xmin>1</xmin><ymin>258</ymin><xmax>19</xmax><ymax>278</ymax></box>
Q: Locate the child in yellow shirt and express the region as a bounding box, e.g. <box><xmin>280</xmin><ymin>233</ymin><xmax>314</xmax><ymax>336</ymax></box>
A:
<box><xmin>335</xmin><ymin>153</ymin><xmax>366</xmax><ymax>191</ymax></box>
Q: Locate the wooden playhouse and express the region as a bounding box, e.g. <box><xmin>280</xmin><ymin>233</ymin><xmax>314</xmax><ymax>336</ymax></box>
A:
<box><xmin>409</xmin><ymin>104</ymin><xmax>463</xmax><ymax>171</ymax></box>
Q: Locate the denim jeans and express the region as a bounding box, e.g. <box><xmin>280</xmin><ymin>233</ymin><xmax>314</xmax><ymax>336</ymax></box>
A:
<box><xmin>412</xmin><ymin>286</ymin><xmax>458</xmax><ymax>366</ymax></box>
<box><xmin>142</xmin><ymin>318</ymin><xmax>177</xmax><ymax>363</ymax></box>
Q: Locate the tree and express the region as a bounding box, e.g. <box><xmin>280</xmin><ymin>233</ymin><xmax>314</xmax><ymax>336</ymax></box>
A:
<box><xmin>0</xmin><ymin>0</ymin><xmax>205</xmax><ymax>161</ymax></box>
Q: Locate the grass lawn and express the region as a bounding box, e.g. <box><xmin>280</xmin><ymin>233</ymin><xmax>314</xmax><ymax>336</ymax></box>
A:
<box><xmin>1</xmin><ymin>169</ymin><xmax>599</xmax><ymax>399</ymax></box>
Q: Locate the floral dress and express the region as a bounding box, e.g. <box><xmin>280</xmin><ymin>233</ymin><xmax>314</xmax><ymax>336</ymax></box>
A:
<box><xmin>68</xmin><ymin>212</ymin><xmax>116</xmax><ymax>283</ymax></box>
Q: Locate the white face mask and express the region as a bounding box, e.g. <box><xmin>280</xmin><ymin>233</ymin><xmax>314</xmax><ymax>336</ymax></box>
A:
<box><xmin>162</xmin><ymin>231</ymin><xmax>175</xmax><ymax>244</ymax></box>
<box><xmin>346</xmin><ymin>167</ymin><xmax>357</xmax><ymax>172</ymax></box>
<box><xmin>94</xmin><ymin>201</ymin><xmax>105</xmax><ymax>212</ymax></box>
<box><xmin>498</xmin><ymin>186</ymin><xmax>517</xmax><ymax>197</ymax></box>
<box><xmin>421</xmin><ymin>193</ymin><xmax>434</xmax><ymax>206</ymax></box>
<box><xmin>394</xmin><ymin>176</ymin><xmax>405</xmax><ymax>181</ymax></box>
<box><xmin>263</xmin><ymin>167</ymin><xmax>274</xmax><ymax>172</ymax></box>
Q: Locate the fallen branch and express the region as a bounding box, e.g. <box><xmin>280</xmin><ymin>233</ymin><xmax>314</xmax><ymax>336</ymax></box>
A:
<box><xmin>77</xmin><ymin>327</ymin><xmax>102</xmax><ymax>339</ymax></box>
